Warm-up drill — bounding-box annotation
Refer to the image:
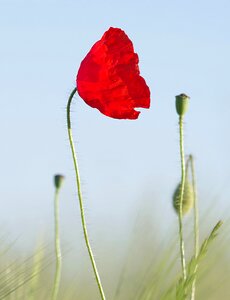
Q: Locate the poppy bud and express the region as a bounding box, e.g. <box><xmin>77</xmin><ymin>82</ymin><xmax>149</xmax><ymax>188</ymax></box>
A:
<box><xmin>173</xmin><ymin>180</ymin><xmax>193</xmax><ymax>215</ymax></box>
<box><xmin>175</xmin><ymin>93</ymin><xmax>190</xmax><ymax>116</ymax></box>
<box><xmin>54</xmin><ymin>174</ymin><xmax>65</xmax><ymax>189</ymax></box>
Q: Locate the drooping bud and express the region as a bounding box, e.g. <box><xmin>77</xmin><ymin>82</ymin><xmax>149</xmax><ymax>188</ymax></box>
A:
<box><xmin>173</xmin><ymin>179</ymin><xmax>193</xmax><ymax>215</ymax></box>
<box><xmin>175</xmin><ymin>93</ymin><xmax>190</xmax><ymax>116</ymax></box>
<box><xmin>54</xmin><ymin>174</ymin><xmax>65</xmax><ymax>189</ymax></box>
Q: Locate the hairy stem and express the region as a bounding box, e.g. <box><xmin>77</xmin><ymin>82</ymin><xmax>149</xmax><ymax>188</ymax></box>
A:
<box><xmin>178</xmin><ymin>116</ymin><xmax>187</xmax><ymax>283</ymax></box>
<box><xmin>67</xmin><ymin>88</ymin><xmax>106</xmax><ymax>300</ymax></box>
<box><xmin>52</xmin><ymin>187</ymin><xmax>62</xmax><ymax>300</ymax></box>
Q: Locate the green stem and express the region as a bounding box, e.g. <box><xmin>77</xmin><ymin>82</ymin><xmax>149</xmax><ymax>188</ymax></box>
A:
<box><xmin>189</xmin><ymin>155</ymin><xmax>199</xmax><ymax>300</ymax></box>
<box><xmin>67</xmin><ymin>88</ymin><xmax>106</xmax><ymax>300</ymax></box>
<box><xmin>178</xmin><ymin>116</ymin><xmax>187</xmax><ymax>283</ymax></box>
<box><xmin>52</xmin><ymin>187</ymin><xmax>62</xmax><ymax>300</ymax></box>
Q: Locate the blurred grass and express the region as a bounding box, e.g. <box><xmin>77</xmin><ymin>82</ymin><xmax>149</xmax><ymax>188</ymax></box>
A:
<box><xmin>0</xmin><ymin>204</ymin><xmax>229</xmax><ymax>300</ymax></box>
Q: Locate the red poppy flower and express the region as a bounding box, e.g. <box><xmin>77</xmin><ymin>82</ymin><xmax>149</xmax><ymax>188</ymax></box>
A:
<box><xmin>76</xmin><ymin>27</ymin><xmax>150</xmax><ymax>119</ymax></box>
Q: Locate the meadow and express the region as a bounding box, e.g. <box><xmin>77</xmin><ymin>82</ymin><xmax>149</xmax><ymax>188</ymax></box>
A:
<box><xmin>0</xmin><ymin>196</ymin><xmax>229</xmax><ymax>300</ymax></box>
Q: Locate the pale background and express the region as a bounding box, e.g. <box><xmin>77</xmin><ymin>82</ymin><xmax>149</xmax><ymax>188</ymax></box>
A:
<box><xmin>1</xmin><ymin>0</ymin><xmax>230</xmax><ymax>258</ymax></box>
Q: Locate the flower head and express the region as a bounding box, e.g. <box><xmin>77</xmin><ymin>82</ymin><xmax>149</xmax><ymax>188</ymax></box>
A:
<box><xmin>175</xmin><ymin>93</ymin><xmax>190</xmax><ymax>116</ymax></box>
<box><xmin>76</xmin><ymin>27</ymin><xmax>150</xmax><ymax>119</ymax></box>
<box><xmin>173</xmin><ymin>180</ymin><xmax>193</xmax><ymax>215</ymax></box>
<box><xmin>54</xmin><ymin>174</ymin><xmax>65</xmax><ymax>189</ymax></box>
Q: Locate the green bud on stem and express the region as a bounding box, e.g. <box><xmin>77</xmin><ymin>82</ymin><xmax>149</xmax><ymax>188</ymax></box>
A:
<box><xmin>173</xmin><ymin>179</ymin><xmax>193</xmax><ymax>215</ymax></box>
<box><xmin>175</xmin><ymin>93</ymin><xmax>190</xmax><ymax>116</ymax></box>
<box><xmin>54</xmin><ymin>175</ymin><xmax>65</xmax><ymax>189</ymax></box>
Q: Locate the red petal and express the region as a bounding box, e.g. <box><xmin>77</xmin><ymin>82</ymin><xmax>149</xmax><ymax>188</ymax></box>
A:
<box><xmin>76</xmin><ymin>27</ymin><xmax>151</xmax><ymax>119</ymax></box>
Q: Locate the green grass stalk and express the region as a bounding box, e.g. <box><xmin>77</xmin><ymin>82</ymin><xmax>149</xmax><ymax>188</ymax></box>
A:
<box><xmin>67</xmin><ymin>88</ymin><xmax>106</xmax><ymax>300</ymax></box>
<box><xmin>189</xmin><ymin>155</ymin><xmax>199</xmax><ymax>300</ymax></box>
<box><xmin>28</xmin><ymin>243</ymin><xmax>44</xmax><ymax>300</ymax></box>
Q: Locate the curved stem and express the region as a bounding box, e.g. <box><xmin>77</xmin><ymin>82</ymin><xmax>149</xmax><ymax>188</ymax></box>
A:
<box><xmin>189</xmin><ymin>155</ymin><xmax>199</xmax><ymax>300</ymax></box>
<box><xmin>52</xmin><ymin>187</ymin><xmax>62</xmax><ymax>300</ymax></box>
<box><xmin>178</xmin><ymin>116</ymin><xmax>187</xmax><ymax>282</ymax></box>
<box><xmin>67</xmin><ymin>88</ymin><xmax>106</xmax><ymax>300</ymax></box>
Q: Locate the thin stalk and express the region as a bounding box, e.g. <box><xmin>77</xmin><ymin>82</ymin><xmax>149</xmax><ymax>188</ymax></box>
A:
<box><xmin>52</xmin><ymin>187</ymin><xmax>62</xmax><ymax>300</ymax></box>
<box><xmin>67</xmin><ymin>88</ymin><xmax>106</xmax><ymax>300</ymax></box>
<box><xmin>189</xmin><ymin>155</ymin><xmax>199</xmax><ymax>300</ymax></box>
<box><xmin>178</xmin><ymin>116</ymin><xmax>187</xmax><ymax>282</ymax></box>
<box><xmin>28</xmin><ymin>242</ymin><xmax>44</xmax><ymax>300</ymax></box>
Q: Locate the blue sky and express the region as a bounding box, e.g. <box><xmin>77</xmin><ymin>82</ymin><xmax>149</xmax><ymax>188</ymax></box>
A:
<box><xmin>1</xmin><ymin>0</ymin><xmax>230</xmax><ymax>251</ymax></box>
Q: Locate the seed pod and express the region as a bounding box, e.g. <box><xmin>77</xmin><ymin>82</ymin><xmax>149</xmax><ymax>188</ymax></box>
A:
<box><xmin>173</xmin><ymin>180</ymin><xmax>193</xmax><ymax>215</ymax></box>
<box><xmin>175</xmin><ymin>93</ymin><xmax>190</xmax><ymax>116</ymax></box>
<box><xmin>54</xmin><ymin>174</ymin><xmax>65</xmax><ymax>189</ymax></box>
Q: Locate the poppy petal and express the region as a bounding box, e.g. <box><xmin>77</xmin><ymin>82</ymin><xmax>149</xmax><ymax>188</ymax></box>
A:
<box><xmin>76</xmin><ymin>27</ymin><xmax>151</xmax><ymax>119</ymax></box>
